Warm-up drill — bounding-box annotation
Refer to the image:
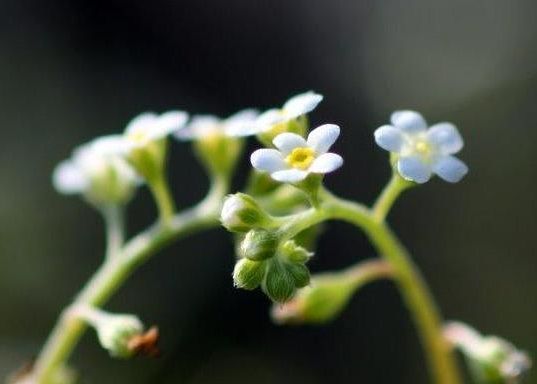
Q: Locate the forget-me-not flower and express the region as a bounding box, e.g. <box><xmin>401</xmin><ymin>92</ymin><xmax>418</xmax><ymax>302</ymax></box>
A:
<box><xmin>374</xmin><ymin>110</ymin><xmax>468</xmax><ymax>184</ymax></box>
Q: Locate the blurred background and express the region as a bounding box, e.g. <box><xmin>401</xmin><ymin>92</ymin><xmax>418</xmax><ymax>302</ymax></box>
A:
<box><xmin>1</xmin><ymin>0</ymin><xmax>536</xmax><ymax>383</ymax></box>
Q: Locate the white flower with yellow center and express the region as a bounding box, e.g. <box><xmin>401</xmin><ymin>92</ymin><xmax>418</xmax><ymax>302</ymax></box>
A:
<box><xmin>250</xmin><ymin>124</ymin><xmax>343</xmax><ymax>183</ymax></box>
<box><xmin>123</xmin><ymin>110</ymin><xmax>188</xmax><ymax>149</ymax></box>
<box><xmin>374</xmin><ymin>110</ymin><xmax>468</xmax><ymax>184</ymax></box>
<box><xmin>53</xmin><ymin>138</ymin><xmax>140</xmax><ymax>204</ymax></box>
<box><xmin>175</xmin><ymin>109</ymin><xmax>258</xmax><ymax>140</ymax></box>
<box><xmin>231</xmin><ymin>91</ymin><xmax>323</xmax><ymax>137</ymax></box>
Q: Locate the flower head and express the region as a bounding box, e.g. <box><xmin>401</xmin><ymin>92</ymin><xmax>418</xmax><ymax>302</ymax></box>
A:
<box><xmin>250</xmin><ymin>124</ymin><xmax>343</xmax><ymax>183</ymax></box>
<box><xmin>53</xmin><ymin>137</ymin><xmax>140</xmax><ymax>205</ymax></box>
<box><xmin>175</xmin><ymin>109</ymin><xmax>258</xmax><ymax>140</ymax></box>
<box><xmin>124</xmin><ymin>111</ymin><xmax>188</xmax><ymax>149</ymax></box>
<box><xmin>374</xmin><ymin>110</ymin><xmax>468</xmax><ymax>184</ymax></box>
<box><xmin>232</xmin><ymin>91</ymin><xmax>323</xmax><ymax>137</ymax></box>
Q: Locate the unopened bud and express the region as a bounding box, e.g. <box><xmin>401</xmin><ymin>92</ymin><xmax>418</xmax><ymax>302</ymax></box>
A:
<box><xmin>221</xmin><ymin>193</ymin><xmax>272</xmax><ymax>233</ymax></box>
<box><xmin>233</xmin><ymin>258</ymin><xmax>266</xmax><ymax>290</ymax></box>
<box><xmin>239</xmin><ymin>229</ymin><xmax>279</xmax><ymax>261</ymax></box>
<box><xmin>444</xmin><ymin>321</ymin><xmax>532</xmax><ymax>383</ymax></box>
<box><xmin>281</xmin><ymin>240</ymin><xmax>313</xmax><ymax>263</ymax></box>
<box><xmin>262</xmin><ymin>259</ymin><xmax>296</xmax><ymax>303</ymax></box>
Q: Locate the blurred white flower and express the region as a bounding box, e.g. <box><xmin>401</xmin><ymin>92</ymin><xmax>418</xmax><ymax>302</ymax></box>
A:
<box><xmin>175</xmin><ymin>109</ymin><xmax>258</xmax><ymax>140</ymax></box>
<box><xmin>124</xmin><ymin>111</ymin><xmax>188</xmax><ymax>149</ymax></box>
<box><xmin>232</xmin><ymin>91</ymin><xmax>323</xmax><ymax>137</ymax></box>
<box><xmin>251</xmin><ymin>124</ymin><xmax>343</xmax><ymax>183</ymax></box>
<box><xmin>53</xmin><ymin>138</ymin><xmax>140</xmax><ymax>204</ymax></box>
<box><xmin>374</xmin><ymin>110</ymin><xmax>468</xmax><ymax>184</ymax></box>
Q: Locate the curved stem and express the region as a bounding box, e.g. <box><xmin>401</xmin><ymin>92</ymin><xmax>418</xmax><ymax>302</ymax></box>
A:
<box><xmin>32</xmin><ymin>177</ymin><xmax>228</xmax><ymax>384</ymax></box>
<box><xmin>320</xmin><ymin>190</ymin><xmax>462</xmax><ymax>384</ymax></box>
<box><xmin>149</xmin><ymin>174</ymin><xmax>176</xmax><ymax>225</ymax></box>
<box><xmin>372</xmin><ymin>173</ymin><xmax>412</xmax><ymax>222</ymax></box>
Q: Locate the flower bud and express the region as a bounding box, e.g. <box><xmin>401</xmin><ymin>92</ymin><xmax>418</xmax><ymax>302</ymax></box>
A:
<box><xmin>233</xmin><ymin>258</ymin><xmax>266</xmax><ymax>290</ymax></box>
<box><xmin>280</xmin><ymin>240</ymin><xmax>313</xmax><ymax>264</ymax></box>
<box><xmin>239</xmin><ymin>229</ymin><xmax>279</xmax><ymax>261</ymax></box>
<box><xmin>74</xmin><ymin>305</ymin><xmax>145</xmax><ymax>359</ymax></box>
<box><xmin>271</xmin><ymin>272</ymin><xmax>356</xmax><ymax>324</ymax></box>
<box><xmin>221</xmin><ymin>193</ymin><xmax>272</xmax><ymax>233</ymax></box>
<box><xmin>444</xmin><ymin>321</ymin><xmax>532</xmax><ymax>383</ymax></box>
<box><xmin>262</xmin><ymin>259</ymin><xmax>296</xmax><ymax>303</ymax></box>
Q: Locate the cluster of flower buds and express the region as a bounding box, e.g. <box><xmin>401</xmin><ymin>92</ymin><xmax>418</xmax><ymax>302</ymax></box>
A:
<box><xmin>444</xmin><ymin>321</ymin><xmax>531</xmax><ymax>383</ymax></box>
<box><xmin>233</xmin><ymin>238</ymin><xmax>312</xmax><ymax>302</ymax></box>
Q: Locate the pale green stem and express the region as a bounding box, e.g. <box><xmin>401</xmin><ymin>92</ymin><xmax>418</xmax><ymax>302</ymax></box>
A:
<box><xmin>32</xmin><ymin>177</ymin><xmax>228</xmax><ymax>384</ymax></box>
<box><xmin>277</xmin><ymin>186</ymin><xmax>462</xmax><ymax>384</ymax></box>
<box><xmin>372</xmin><ymin>173</ymin><xmax>412</xmax><ymax>222</ymax></box>
<box><xmin>149</xmin><ymin>174</ymin><xmax>176</xmax><ymax>224</ymax></box>
<box><xmin>101</xmin><ymin>205</ymin><xmax>125</xmax><ymax>260</ymax></box>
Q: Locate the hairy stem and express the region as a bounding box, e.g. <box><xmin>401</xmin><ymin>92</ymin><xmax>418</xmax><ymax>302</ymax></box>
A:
<box><xmin>32</xmin><ymin>178</ymin><xmax>227</xmax><ymax>384</ymax></box>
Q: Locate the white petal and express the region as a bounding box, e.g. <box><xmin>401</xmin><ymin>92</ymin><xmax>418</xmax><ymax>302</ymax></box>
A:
<box><xmin>283</xmin><ymin>91</ymin><xmax>323</xmax><ymax>119</ymax></box>
<box><xmin>273</xmin><ymin>133</ymin><xmax>307</xmax><ymax>155</ymax></box>
<box><xmin>175</xmin><ymin>115</ymin><xmax>220</xmax><ymax>140</ymax></box>
<box><xmin>250</xmin><ymin>149</ymin><xmax>287</xmax><ymax>173</ymax></box>
<box><xmin>125</xmin><ymin>112</ymin><xmax>157</xmax><ymax>135</ymax></box>
<box><xmin>224</xmin><ymin>109</ymin><xmax>259</xmax><ymax>137</ymax></box>
<box><xmin>247</xmin><ymin>109</ymin><xmax>285</xmax><ymax>136</ymax></box>
<box><xmin>52</xmin><ymin>161</ymin><xmax>88</xmax><ymax>194</ymax></box>
<box><xmin>427</xmin><ymin>123</ymin><xmax>464</xmax><ymax>155</ymax></box>
<box><xmin>307</xmin><ymin>124</ymin><xmax>340</xmax><ymax>154</ymax></box>
<box><xmin>308</xmin><ymin>153</ymin><xmax>343</xmax><ymax>173</ymax></box>
<box><xmin>374</xmin><ymin>125</ymin><xmax>405</xmax><ymax>152</ymax></box>
<box><xmin>391</xmin><ymin>110</ymin><xmax>427</xmax><ymax>134</ymax></box>
<box><xmin>432</xmin><ymin>155</ymin><xmax>468</xmax><ymax>183</ymax></box>
<box><xmin>90</xmin><ymin>135</ymin><xmax>130</xmax><ymax>156</ymax></box>
<box><xmin>397</xmin><ymin>156</ymin><xmax>432</xmax><ymax>184</ymax></box>
<box><xmin>271</xmin><ymin>169</ymin><xmax>308</xmax><ymax>183</ymax></box>
<box><xmin>149</xmin><ymin>110</ymin><xmax>189</xmax><ymax>139</ymax></box>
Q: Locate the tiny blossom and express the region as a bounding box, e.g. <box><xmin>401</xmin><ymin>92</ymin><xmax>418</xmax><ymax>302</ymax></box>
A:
<box><xmin>123</xmin><ymin>111</ymin><xmax>188</xmax><ymax>149</ymax></box>
<box><xmin>175</xmin><ymin>109</ymin><xmax>258</xmax><ymax>140</ymax></box>
<box><xmin>231</xmin><ymin>91</ymin><xmax>323</xmax><ymax>137</ymax></box>
<box><xmin>53</xmin><ymin>138</ymin><xmax>140</xmax><ymax>202</ymax></box>
<box><xmin>250</xmin><ymin>124</ymin><xmax>343</xmax><ymax>183</ymax></box>
<box><xmin>374</xmin><ymin>110</ymin><xmax>468</xmax><ymax>184</ymax></box>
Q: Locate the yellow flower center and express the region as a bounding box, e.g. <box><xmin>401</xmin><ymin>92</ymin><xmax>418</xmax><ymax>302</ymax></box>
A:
<box><xmin>414</xmin><ymin>140</ymin><xmax>432</xmax><ymax>158</ymax></box>
<box><xmin>285</xmin><ymin>147</ymin><xmax>315</xmax><ymax>170</ymax></box>
<box><xmin>128</xmin><ymin>131</ymin><xmax>148</xmax><ymax>144</ymax></box>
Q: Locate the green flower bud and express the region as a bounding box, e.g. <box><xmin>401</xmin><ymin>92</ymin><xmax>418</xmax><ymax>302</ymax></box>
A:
<box><xmin>272</xmin><ymin>273</ymin><xmax>357</xmax><ymax>324</ymax></box>
<box><xmin>75</xmin><ymin>305</ymin><xmax>145</xmax><ymax>359</ymax></box>
<box><xmin>262</xmin><ymin>259</ymin><xmax>296</xmax><ymax>303</ymax></box>
<box><xmin>239</xmin><ymin>229</ymin><xmax>279</xmax><ymax>261</ymax></box>
<box><xmin>286</xmin><ymin>262</ymin><xmax>311</xmax><ymax>288</ymax></box>
<box><xmin>233</xmin><ymin>258</ymin><xmax>266</xmax><ymax>290</ymax></box>
<box><xmin>444</xmin><ymin>322</ymin><xmax>532</xmax><ymax>383</ymax></box>
<box><xmin>221</xmin><ymin>193</ymin><xmax>272</xmax><ymax>233</ymax></box>
<box><xmin>280</xmin><ymin>240</ymin><xmax>313</xmax><ymax>263</ymax></box>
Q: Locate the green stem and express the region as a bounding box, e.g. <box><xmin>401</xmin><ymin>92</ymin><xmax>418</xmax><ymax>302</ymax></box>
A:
<box><xmin>279</xmin><ymin>186</ymin><xmax>461</xmax><ymax>384</ymax></box>
<box><xmin>149</xmin><ymin>174</ymin><xmax>176</xmax><ymax>224</ymax></box>
<box><xmin>372</xmin><ymin>173</ymin><xmax>412</xmax><ymax>222</ymax></box>
<box><xmin>32</xmin><ymin>178</ymin><xmax>228</xmax><ymax>384</ymax></box>
<box><xmin>101</xmin><ymin>205</ymin><xmax>125</xmax><ymax>260</ymax></box>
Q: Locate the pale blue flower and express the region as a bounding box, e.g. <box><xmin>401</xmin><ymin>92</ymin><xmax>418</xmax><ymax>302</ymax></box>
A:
<box><xmin>251</xmin><ymin>124</ymin><xmax>343</xmax><ymax>183</ymax></box>
<box><xmin>374</xmin><ymin>110</ymin><xmax>468</xmax><ymax>183</ymax></box>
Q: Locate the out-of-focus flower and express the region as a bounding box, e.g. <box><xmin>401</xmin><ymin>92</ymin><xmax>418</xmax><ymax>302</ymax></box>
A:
<box><xmin>53</xmin><ymin>138</ymin><xmax>140</xmax><ymax>206</ymax></box>
<box><xmin>374</xmin><ymin>110</ymin><xmax>468</xmax><ymax>184</ymax></box>
<box><xmin>123</xmin><ymin>111</ymin><xmax>188</xmax><ymax>150</ymax></box>
<box><xmin>251</xmin><ymin>124</ymin><xmax>343</xmax><ymax>183</ymax></box>
<box><xmin>231</xmin><ymin>91</ymin><xmax>323</xmax><ymax>137</ymax></box>
<box><xmin>444</xmin><ymin>321</ymin><xmax>532</xmax><ymax>383</ymax></box>
<box><xmin>175</xmin><ymin>109</ymin><xmax>258</xmax><ymax>140</ymax></box>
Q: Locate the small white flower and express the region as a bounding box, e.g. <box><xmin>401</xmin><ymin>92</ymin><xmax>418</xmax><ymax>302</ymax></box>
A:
<box><xmin>231</xmin><ymin>91</ymin><xmax>323</xmax><ymax>137</ymax></box>
<box><xmin>53</xmin><ymin>138</ymin><xmax>140</xmax><ymax>203</ymax></box>
<box><xmin>124</xmin><ymin>110</ymin><xmax>188</xmax><ymax>149</ymax></box>
<box><xmin>175</xmin><ymin>109</ymin><xmax>258</xmax><ymax>140</ymax></box>
<box><xmin>374</xmin><ymin>110</ymin><xmax>468</xmax><ymax>184</ymax></box>
<box><xmin>250</xmin><ymin>124</ymin><xmax>343</xmax><ymax>183</ymax></box>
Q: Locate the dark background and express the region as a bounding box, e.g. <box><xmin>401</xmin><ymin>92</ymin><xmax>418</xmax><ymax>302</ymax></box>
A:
<box><xmin>1</xmin><ymin>1</ymin><xmax>536</xmax><ymax>383</ymax></box>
